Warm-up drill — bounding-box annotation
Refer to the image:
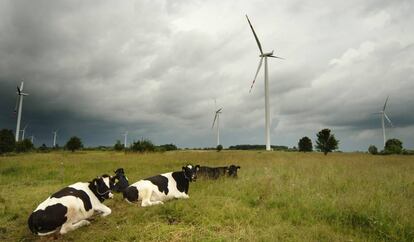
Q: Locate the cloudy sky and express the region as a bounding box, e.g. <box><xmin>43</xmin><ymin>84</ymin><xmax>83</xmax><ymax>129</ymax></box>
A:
<box><xmin>0</xmin><ymin>0</ymin><xmax>413</xmax><ymax>151</ymax></box>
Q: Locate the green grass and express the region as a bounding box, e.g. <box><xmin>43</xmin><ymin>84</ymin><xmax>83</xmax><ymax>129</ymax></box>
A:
<box><xmin>0</xmin><ymin>151</ymin><xmax>413</xmax><ymax>241</ymax></box>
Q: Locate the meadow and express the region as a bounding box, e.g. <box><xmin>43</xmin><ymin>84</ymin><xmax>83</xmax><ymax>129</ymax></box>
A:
<box><xmin>0</xmin><ymin>150</ymin><xmax>413</xmax><ymax>241</ymax></box>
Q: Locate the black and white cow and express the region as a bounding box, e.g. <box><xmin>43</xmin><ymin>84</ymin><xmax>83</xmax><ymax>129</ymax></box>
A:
<box><xmin>112</xmin><ymin>168</ymin><xmax>129</xmax><ymax>193</ymax></box>
<box><xmin>123</xmin><ymin>165</ymin><xmax>200</xmax><ymax>207</ymax></box>
<box><xmin>28</xmin><ymin>175</ymin><xmax>114</xmax><ymax>236</ymax></box>
<box><xmin>227</xmin><ymin>165</ymin><xmax>241</xmax><ymax>177</ymax></box>
<box><xmin>197</xmin><ymin>166</ymin><xmax>228</xmax><ymax>179</ymax></box>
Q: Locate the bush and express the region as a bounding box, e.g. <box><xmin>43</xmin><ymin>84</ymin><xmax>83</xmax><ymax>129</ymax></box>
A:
<box><xmin>15</xmin><ymin>139</ymin><xmax>34</xmax><ymax>153</ymax></box>
<box><xmin>114</xmin><ymin>140</ymin><xmax>124</xmax><ymax>151</ymax></box>
<box><xmin>131</xmin><ymin>139</ymin><xmax>155</xmax><ymax>153</ymax></box>
<box><xmin>316</xmin><ymin>129</ymin><xmax>339</xmax><ymax>155</ymax></box>
<box><xmin>159</xmin><ymin>144</ymin><xmax>178</xmax><ymax>151</ymax></box>
<box><xmin>298</xmin><ymin>137</ymin><xmax>313</xmax><ymax>152</ymax></box>
<box><xmin>368</xmin><ymin>145</ymin><xmax>378</xmax><ymax>155</ymax></box>
<box><xmin>0</xmin><ymin>129</ymin><xmax>15</xmax><ymax>154</ymax></box>
<box><xmin>65</xmin><ymin>136</ymin><xmax>83</xmax><ymax>152</ymax></box>
<box><xmin>216</xmin><ymin>144</ymin><xmax>223</xmax><ymax>152</ymax></box>
<box><xmin>384</xmin><ymin>139</ymin><xmax>403</xmax><ymax>154</ymax></box>
<box><xmin>38</xmin><ymin>144</ymin><xmax>49</xmax><ymax>153</ymax></box>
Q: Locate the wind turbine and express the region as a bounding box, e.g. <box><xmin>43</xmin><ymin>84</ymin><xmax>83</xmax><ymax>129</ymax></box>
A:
<box><xmin>374</xmin><ymin>96</ymin><xmax>393</xmax><ymax>147</ymax></box>
<box><xmin>14</xmin><ymin>81</ymin><xmax>29</xmax><ymax>141</ymax></box>
<box><xmin>123</xmin><ymin>131</ymin><xmax>128</xmax><ymax>148</ymax></box>
<box><xmin>30</xmin><ymin>135</ymin><xmax>35</xmax><ymax>144</ymax></box>
<box><xmin>212</xmin><ymin>108</ymin><xmax>223</xmax><ymax>147</ymax></box>
<box><xmin>53</xmin><ymin>130</ymin><xmax>58</xmax><ymax>148</ymax></box>
<box><xmin>21</xmin><ymin>124</ymin><xmax>28</xmax><ymax>140</ymax></box>
<box><xmin>246</xmin><ymin>15</ymin><xmax>283</xmax><ymax>151</ymax></box>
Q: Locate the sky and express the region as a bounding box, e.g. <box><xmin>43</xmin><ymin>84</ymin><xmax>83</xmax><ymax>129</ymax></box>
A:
<box><xmin>0</xmin><ymin>0</ymin><xmax>413</xmax><ymax>151</ymax></box>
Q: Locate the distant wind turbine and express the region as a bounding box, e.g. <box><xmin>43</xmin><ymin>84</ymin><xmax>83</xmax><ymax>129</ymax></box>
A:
<box><xmin>123</xmin><ymin>132</ymin><xmax>128</xmax><ymax>148</ymax></box>
<box><xmin>373</xmin><ymin>96</ymin><xmax>393</xmax><ymax>147</ymax></box>
<box><xmin>14</xmin><ymin>81</ymin><xmax>29</xmax><ymax>141</ymax></box>
<box><xmin>246</xmin><ymin>15</ymin><xmax>283</xmax><ymax>151</ymax></box>
<box><xmin>53</xmin><ymin>130</ymin><xmax>58</xmax><ymax>148</ymax></box>
<box><xmin>30</xmin><ymin>135</ymin><xmax>35</xmax><ymax>144</ymax></box>
<box><xmin>212</xmin><ymin>108</ymin><xmax>222</xmax><ymax>147</ymax></box>
<box><xmin>21</xmin><ymin>124</ymin><xmax>28</xmax><ymax>140</ymax></box>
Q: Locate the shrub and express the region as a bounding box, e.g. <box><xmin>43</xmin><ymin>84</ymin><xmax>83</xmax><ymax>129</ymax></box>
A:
<box><xmin>316</xmin><ymin>129</ymin><xmax>339</xmax><ymax>155</ymax></box>
<box><xmin>159</xmin><ymin>143</ymin><xmax>178</xmax><ymax>151</ymax></box>
<box><xmin>131</xmin><ymin>139</ymin><xmax>155</xmax><ymax>153</ymax></box>
<box><xmin>114</xmin><ymin>140</ymin><xmax>124</xmax><ymax>151</ymax></box>
<box><xmin>298</xmin><ymin>137</ymin><xmax>313</xmax><ymax>152</ymax></box>
<box><xmin>65</xmin><ymin>136</ymin><xmax>83</xmax><ymax>152</ymax></box>
<box><xmin>15</xmin><ymin>139</ymin><xmax>34</xmax><ymax>153</ymax></box>
<box><xmin>216</xmin><ymin>144</ymin><xmax>223</xmax><ymax>152</ymax></box>
<box><xmin>0</xmin><ymin>129</ymin><xmax>15</xmax><ymax>154</ymax></box>
<box><xmin>384</xmin><ymin>139</ymin><xmax>403</xmax><ymax>154</ymax></box>
<box><xmin>368</xmin><ymin>145</ymin><xmax>378</xmax><ymax>155</ymax></box>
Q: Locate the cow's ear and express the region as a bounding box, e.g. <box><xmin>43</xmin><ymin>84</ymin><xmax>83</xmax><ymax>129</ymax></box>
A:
<box><xmin>195</xmin><ymin>165</ymin><xmax>200</xmax><ymax>171</ymax></box>
<box><xmin>182</xmin><ymin>166</ymin><xmax>186</xmax><ymax>171</ymax></box>
<box><xmin>237</xmin><ymin>166</ymin><xmax>241</xmax><ymax>169</ymax></box>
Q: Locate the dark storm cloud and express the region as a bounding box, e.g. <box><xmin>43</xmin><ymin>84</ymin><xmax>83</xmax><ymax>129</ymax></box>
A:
<box><xmin>0</xmin><ymin>0</ymin><xmax>413</xmax><ymax>150</ymax></box>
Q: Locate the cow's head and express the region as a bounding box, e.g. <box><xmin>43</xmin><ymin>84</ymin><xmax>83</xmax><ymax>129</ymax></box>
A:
<box><xmin>227</xmin><ymin>165</ymin><xmax>241</xmax><ymax>177</ymax></box>
<box><xmin>111</xmin><ymin>168</ymin><xmax>129</xmax><ymax>193</ymax></box>
<box><xmin>90</xmin><ymin>174</ymin><xmax>114</xmax><ymax>201</ymax></box>
<box><xmin>182</xmin><ymin>164</ymin><xmax>200</xmax><ymax>182</ymax></box>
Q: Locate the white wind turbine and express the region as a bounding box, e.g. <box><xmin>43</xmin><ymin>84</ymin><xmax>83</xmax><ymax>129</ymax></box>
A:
<box><xmin>30</xmin><ymin>135</ymin><xmax>35</xmax><ymax>144</ymax></box>
<box><xmin>53</xmin><ymin>130</ymin><xmax>58</xmax><ymax>148</ymax></box>
<box><xmin>14</xmin><ymin>81</ymin><xmax>29</xmax><ymax>141</ymax></box>
<box><xmin>246</xmin><ymin>15</ymin><xmax>283</xmax><ymax>151</ymax></box>
<box><xmin>374</xmin><ymin>96</ymin><xmax>393</xmax><ymax>147</ymax></box>
<box><xmin>123</xmin><ymin>131</ymin><xmax>128</xmax><ymax>148</ymax></box>
<box><xmin>212</xmin><ymin>107</ymin><xmax>223</xmax><ymax>147</ymax></box>
<box><xmin>21</xmin><ymin>124</ymin><xmax>28</xmax><ymax>140</ymax></box>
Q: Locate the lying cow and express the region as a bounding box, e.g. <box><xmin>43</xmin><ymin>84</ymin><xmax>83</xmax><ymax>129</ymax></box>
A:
<box><xmin>197</xmin><ymin>166</ymin><xmax>228</xmax><ymax>179</ymax></box>
<box><xmin>227</xmin><ymin>165</ymin><xmax>241</xmax><ymax>177</ymax></box>
<box><xmin>28</xmin><ymin>174</ymin><xmax>114</xmax><ymax>236</ymax></box>
<box><xmin>112</xmin><ymin>168</ymin><xmax>129</xmax><ymax>193</ymax></box>
<box><xmin>123</xmin><ymin>164</ymin><xmax>200</xmax><ymax>207</ymax></box>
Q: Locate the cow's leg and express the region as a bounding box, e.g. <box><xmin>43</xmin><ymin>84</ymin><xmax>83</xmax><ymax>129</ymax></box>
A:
<box><xmin>59</xmin><ymin>222</ymin><xmax>76</xmax><ymax>234</ymax></box>
<box><xmin>94</xmin><ymin>204</ymin><xmax>111</xmax><ymax>217</ymax></box>
<box><xmin>175</xmin><ymin>193</ymin><xmax>189</xmax><ymax>199</ymax></box>
<box><xmin>72</xmin><ymin>220</ymin><xmax>90</xmax><ymax>229</ymax></box>
<box><xmin>140</xmin><ymin>189</ymin><xmax>164</xmax><ymax>207</ymax></box>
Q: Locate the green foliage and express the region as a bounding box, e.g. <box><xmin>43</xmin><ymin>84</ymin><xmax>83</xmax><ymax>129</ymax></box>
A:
<box><xmin>384</xmin><ymin>138</ymin><xmax>403</xmax><ymax>154</ymax></box>
<box><xmin>15</xmin><ymin>139</ymin><xmax>34</xmax><ymax>153</ymax></box>
<box><xmin>65</xmin><ymin>136</ymin><xmax>83</xmax><ymax>152</ymax></box>
<box><xmin>131</xmin><ymin>139</ymin><xmax>155</xmax><ymax>152</ymax></box>
<box><xmin>368</xmin><ymin>145</ymin><xmax>378</xmax><ymax>155</ymax></box>
<box><xmin>0</xmin><ymin>129</ymin><xmax>15</xmax><ymax>154</ymax></box>
<box><xmin>38</xmin><ymin>144</ymin><xmax>49</xmax><ymax>153</ymax></box>
<box><xmin>159</xmin><ymin>143</ymin><xmax>178</xmax><ymax>151</ymax></box>
<box><xmin>316</xmin><ymin>129</ymin><xmax>339</xmax><ymax>155</ymax></box>
<box><xmin>216</xmin><ymin>144</ymin><xmax>223</xmax><ymax>152</ymax></box>
<box><xmin>114</xmin><ymin>140</ymin><xmax>124</xmax><ymax>151</ymax></box>
<box><xmin>298</xmin><ymin>136</ymin><xmax>313</xmax><ymax>152</ymax></box>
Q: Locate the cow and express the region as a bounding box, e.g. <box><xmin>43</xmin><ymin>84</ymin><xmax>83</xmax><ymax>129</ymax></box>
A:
<box><xmin>111</xmin><ymin>168</ymin><xmax>129</xmax><ymax>193</ymax></box>
<box><xmin>197</xmin><ymin>166</ymin><xmax>228</xmax><ymax>179</ymax></box>
<box><xmin>123</xmin><ymin>165</ymin><xmax>200</xmax><ymax>207</ymax></box>
<box><xmin>28</xmin><ymin>174</ymin><xmax>114</xmax><ymax>236</ymax></box>
<box><xmin>227</xmin><ymin>165</ymin><xmax>241</xmax><ymax>177</ymax></box>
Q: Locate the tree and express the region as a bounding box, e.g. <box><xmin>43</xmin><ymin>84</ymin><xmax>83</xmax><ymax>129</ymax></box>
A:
<box><xmin>38</xmin><ymin>143</ymin><xmax>49</xmax><ymax>152</ymax></box>
<box><xmin>159</xmin><ymin>143</ymin><xmax>178</xmax><ymax>151</ymax></box>
<box><xmin>216</xmin><ymin>144</ymin><xmax>223</xmax><ymax>152</ymax></box>
<box><xmin>131</xmin><ymin>139</ymin><xmax>155</xmax><ymax>153</ymax></box>
<box><xmin>316</xmin><ymin>129</ymin><xmax>339</xmax><ymax>155</ymax></box>
<box><xmin>15</xmin><ymin>139</ymin><xmax>34</xmax><ymax>153</ymax></box>
<box><xmin>114</xmin><ymin>140</ymin><xmax>124</xmax><ymax>151</ymax></box>
<box><xmin>66</xmin><ymin>136</ymin><xmax>83</xmax><ymax>152</ymax></box>
<box><xmin>298</xmin><ymin>136</ymin><xmax>313</xmax><ymax>152</ymax></box>
<box><xmin>368</xmin><ymin>145</ymin><xmax>378</xmax><ymax>155</ymax></box>
<box><xmin>384</xmin><ymin>138</ymin><xmax>403</xmax><ymax>154</ymax></box>
<box><xmin>0</xmin><ymin>129</ymin><xmax>15</xmax><ymax>154</ymax></box>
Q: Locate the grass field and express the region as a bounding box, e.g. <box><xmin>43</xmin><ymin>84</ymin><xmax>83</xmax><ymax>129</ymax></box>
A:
<box><xmin>0</xmin><ymin>151</ymin><xmax>413</xmax><ymax>241</ymax></box>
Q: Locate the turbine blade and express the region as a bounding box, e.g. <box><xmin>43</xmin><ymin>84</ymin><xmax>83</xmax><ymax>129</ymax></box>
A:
<box><xmin>269</xmin><ymin>55</ymin><xmax>285</xmax><ymax>60</ymax></box>
<box><xmin>216</xmin><ymin>108</ymin><xmax>223</xmax><ymax>113</ymax></box>
<box><xmin>14</xmin><ymin>95</ymin><xmax>19</xmax><ymax>112</ymax></box>
<box><xmin>384</xmin><ymin>113</ymin><xmax>393</xmax><ymax>127</ymax></box>
<box><xmin>212</xmin><ymin>113</ymin><xmax>218</xmax><ymax>128</ymax></box>
<box><xmin>246</xmin><ymin>15</ymin><xmax>263</xmax><ymax>55</ymax></box>
<box><xmin>249</xmin><ymin>57</ymin><xmax>263</xmax><ymax>93</ymax></box>
<box><xmin>383</xmin><ymin>96</ymin><xmax>389</xmax><ymax>111</ymax></box>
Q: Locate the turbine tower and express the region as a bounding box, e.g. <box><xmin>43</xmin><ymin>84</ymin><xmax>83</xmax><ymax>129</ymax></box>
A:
<box><xmin>53</xmin><ymin>130</ymin><xmax>58</xmax><ymax>148</ymax></box>
<box><xmin>212</xmin><ymin>108</ymin><xmax>223</xmax><ymax>147</ymax></box>
<box><xmin>374</xmin><ymin>96</ymin><xmax>393</xmax><ymax>147</ymax></box>
<box><xmin>123</xmin><ymin>131</ymin><xmax>128</xmax><ymax>148</ymax></box>
<box><xmin>14</xmin><ymin>81</ymin><xmax>29</xmax><ymax>141</ymax></box>
<box><xmin>246</xmin><ymin>15</ymin><xmax>283</xmax><ymax>151</ymax></box>
<box><xmin>30</xmin><ymin>135</ymin><xmax>35</xmax><ymax>144</ymax></box>
<box><xmin>21</xmin><ymin>124</ymin><xmax>28</xmax><ymax>140</ymax></box>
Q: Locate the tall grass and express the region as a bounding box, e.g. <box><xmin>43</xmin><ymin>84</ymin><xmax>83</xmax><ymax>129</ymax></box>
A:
<box><xmin>0</xmin><ymin>151</ymin><xmax>413</xmax><ymax>241</ymax></box>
